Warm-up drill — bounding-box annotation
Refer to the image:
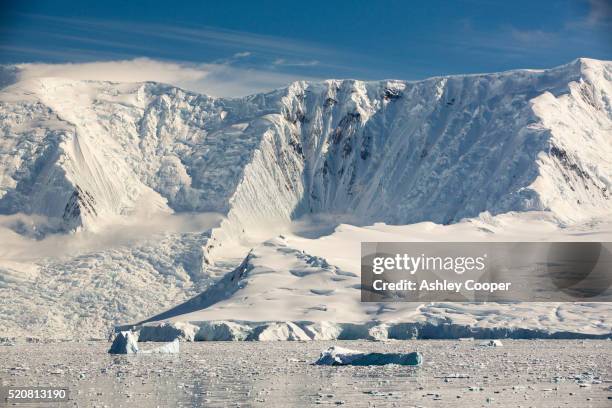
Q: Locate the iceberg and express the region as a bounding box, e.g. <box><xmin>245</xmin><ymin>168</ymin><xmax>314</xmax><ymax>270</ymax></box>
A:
<box><xmin>314</xmin><ymin>346</ymin><xmax>423</xmax><ymax>366</ymax></box>
<box><xmin>108</xmin><ymin>331</ymin><xmax>139</xmax><ymax>354</ymax></box>
<box><xmin>108</xmin><ymin>331</ymin><xmax>179</xmax><ymax>354</ymax></box>
<box><xmin>479</xmin><ymin>340</ymin><xmax>503</xmax><ymax>347</ymax></box>
<box><xmin>138</xmin><ymin>339</ymin><xmax>179</xmax><ymax>354</ymax></box>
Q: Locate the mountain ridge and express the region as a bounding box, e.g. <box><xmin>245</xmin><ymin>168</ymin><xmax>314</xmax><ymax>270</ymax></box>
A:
<box><xmin>1</xmin><ymin>58</ymin><xmax>610</xmax><ymax>242</ymax></box>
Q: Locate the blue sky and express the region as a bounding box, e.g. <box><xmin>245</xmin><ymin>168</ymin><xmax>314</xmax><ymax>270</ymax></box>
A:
<box><xmin>0</xmin><ymin>0</ymin><xmax>610</xmax><ymax>96</ymax></box>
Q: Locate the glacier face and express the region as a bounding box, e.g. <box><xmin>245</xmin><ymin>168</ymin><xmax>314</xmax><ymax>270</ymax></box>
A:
<box><xmin>0</xmin><ymin>58</ymin><xmax>611</xmax><ymax>338</ymax></box>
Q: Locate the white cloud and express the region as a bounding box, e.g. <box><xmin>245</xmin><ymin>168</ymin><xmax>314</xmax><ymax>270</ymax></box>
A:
<box><xmin>15</xmin><ymin>58</ymin><xmax>207</xmax><ymax>84</ymax></box>
<box><xmin>0</xmin><ymin>211</ymin><xmax>223</xmax><ymax>263</ymax></box>
<box><xmin>9</xmin><ymin>57</ymin><xmax>318</xmax><ymax>97</ymax></box>
<box><xmin>190</xmin><ymin>63</ymin><xmax>318</xmax><ymax>97</ymax></box>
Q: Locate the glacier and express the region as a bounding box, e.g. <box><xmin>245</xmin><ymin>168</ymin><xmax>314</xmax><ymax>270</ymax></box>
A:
<box><xmin>0</xmin><ymin>58</ymin><xmax>610</xmax><ymax>339</ymax></box>
<box><xmin>129</xmin><ymin>214</ymin><xmax>612</xmax><ymax>341</ymax></box>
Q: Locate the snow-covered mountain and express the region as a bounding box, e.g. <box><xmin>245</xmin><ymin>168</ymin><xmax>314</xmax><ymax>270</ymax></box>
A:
<box><xmin>0</xmin><ymin>58</ymin><xmax>611</xmax><ymax>338</ymax></box>
<box><xmin>2</xmin><ymin>58</ymin><xmax>611</xmax><ymax>238</ymax></box>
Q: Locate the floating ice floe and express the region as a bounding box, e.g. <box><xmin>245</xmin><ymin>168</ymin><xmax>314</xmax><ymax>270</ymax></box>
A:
<box><xmin>314</xmin><ymin>346</ymin><xmax>423</xmax><ymax>366</ymax></box>
<box><xmin>479</xmin><ymin>340</ymin><xmax>503</xmax><ymax>347</ymax></box>
<box><xmin>109</xmin><ymin>331</ymin><xmax>179</xmax><ymax>354</ymax></box>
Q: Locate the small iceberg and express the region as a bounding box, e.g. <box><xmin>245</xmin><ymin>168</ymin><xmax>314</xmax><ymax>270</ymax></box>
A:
<box><xmin>138</xmin><ymin>339</ymin><xmax>179</xmax><ymax>354</ymax></box>
<box><xmin>109</xmin><ymin>331</ymin><xmax>139</xmax><ymax>354</ymax></box>
<box><xmin>109</xmin><ymin>331</ymin><xmax>179</xmax><ymax>355</ymax></box>
<box><xmin>479</xmin><ymin>339</ymin><xmax>503</xmax><ymax>347</ymax></box>
<box><xmin>314</xmin><ymin>346</ymin><xmax>423</xmax><ymax>366</ymax></box>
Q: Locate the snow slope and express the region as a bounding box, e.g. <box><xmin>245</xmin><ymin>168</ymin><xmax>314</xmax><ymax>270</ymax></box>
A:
<box><xmin>134</xmin><ymin>213</ymin><xmax>612</xmax><ymax>341</ymax></box>
<box><xmin>0</xmin><ymin>58</ymin><xmax>611</xmax><ymax>339</ymax></box>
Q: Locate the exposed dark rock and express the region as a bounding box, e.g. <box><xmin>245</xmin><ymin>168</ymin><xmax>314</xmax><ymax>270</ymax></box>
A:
<box><xmin>383</xmin><ymin>88</ymin><xmax>402</xmax><ymax>101</ymax></box>
<box><xmin>62</xmin><ymin>185</ymin><xmax>97</xmax><ymax>222</ymax></box>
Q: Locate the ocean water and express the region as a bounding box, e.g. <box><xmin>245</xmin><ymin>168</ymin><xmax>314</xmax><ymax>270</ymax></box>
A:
<box><xmin>1</xmin><ymin>340</ymin><xmax>611</xmax><ymax>407</ymax></box>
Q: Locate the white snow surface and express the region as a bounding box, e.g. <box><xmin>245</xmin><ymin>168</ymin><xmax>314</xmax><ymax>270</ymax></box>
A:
<box><xmin>0</xmin><ymin>58</ymin><xmax>611</xmax><ymax>339</ymax></box>
<box><xmin>136</xmin><ymin>213</ymin><xmax>612</xmax><ymax>340</ymax></box>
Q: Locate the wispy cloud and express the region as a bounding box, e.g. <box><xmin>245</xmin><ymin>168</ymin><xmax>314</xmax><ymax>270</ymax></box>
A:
<box><xmin>0</xmin><ymin>12</ymin><xmax>356</xmax><ymax>96</ymax></box>
<box><xmin>431</xmin><ymin>15</ymin><xmax>609</xmax><ymax>67</ymax></box>
<box><xmin>0</xmin><ymin>211</ymin><xmax>223</xmax><ymax>263</ymax></box>
<box><xmin>139</xmin><ymin>23</ymin><xmax>331</xmax><ymax>59</ymax></box>
<box><xmin>563</xmin><ymin>0</ymin><xmax>612</xmax><ymax>30</ymax></box>
<box><xmin>418</xmin><ymin>6</ymin><xmax>610</xmax><ymax>69</ymax></box>
<box><xmin>586</xmin><ymin>0</ymin><xmax>612</xmax><ymax>25</ymax></box>
<box><xmin>509</xmin><ymin>28</ymin><xmax>558</xmax><ymax>47</ymax></box>
<box><xmin>0</xmin><ymin>44</ymin><xmax>138</xmax><ymax>62</ymax></box>
<box><xmin>451</xmin><ymin>20</ymin><xmax>561</xmax><ymax>56</ymax></box>
<box><xmin>273</xmin><ymin>58</ymin><xmax>319</xmax><ymax>67</ymax></box>
<box><xmin>9</xmin><ymin>57</ymin><xmax>320</xmax><ymax>97</ymax></box>
<box><xmin>10</xmin><ymin>13</ymin><xmax>346</xmax><ymax>62</ymax></box>
<box><xmin>193</xmin><ymin>63</ymin><xmax>321</xmax><ymax>96</ymax></box>
<box><xmin>1</xmin><ymin>13</ymin><xmax>366</xmax><ymax>94</ymax></box>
